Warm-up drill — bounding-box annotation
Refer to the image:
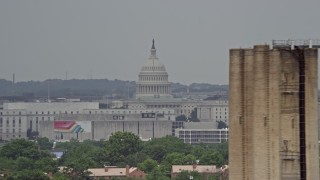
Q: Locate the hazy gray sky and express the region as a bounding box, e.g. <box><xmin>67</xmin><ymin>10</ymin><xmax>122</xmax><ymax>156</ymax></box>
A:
<box><xmin>0</xmin><ymin>0</ymin><xmax>320</xmax><ymax>85</ymax></box>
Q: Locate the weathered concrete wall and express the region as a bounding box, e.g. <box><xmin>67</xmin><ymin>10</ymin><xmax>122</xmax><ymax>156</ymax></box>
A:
<box><xmin>304</xmin><ymin>48</ymin><xmax>319</xmax><ymax>180</ymax></box>
<box><xmin>39</xmin><ymin>120</ymin><xmax>172</xmax><ymax>141</ymax></box>
<box><xmin>229</xmin><ymin>46</ymin><xmax>319</xmax><ymax>180</ymax></box>
<box><xmin>229</xmin><ymin>49</ymin><xmax>244</xmax><ymax>180</ymax></box>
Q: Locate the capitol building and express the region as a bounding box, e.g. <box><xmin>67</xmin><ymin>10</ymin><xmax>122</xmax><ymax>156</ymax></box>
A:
<box><xmin>126</xmin><ymin>40</ymin><xmax>205</xmax><ymax>118</ymax></box>
<box><xmin>135</xmin><ymin>40</ymin><xmax>172</xmax><ymax>99</ymax></box>
<box><xmin>127</xmin><ymin>39</ymin><xmax>228</xmax><ymax>130</ymax></box>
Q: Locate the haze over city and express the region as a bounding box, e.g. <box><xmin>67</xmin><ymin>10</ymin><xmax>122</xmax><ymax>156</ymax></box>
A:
<box><xmin>0</xmin><ymin>0</ymin><xmax>320</xmax><ymax>85</ymax></box>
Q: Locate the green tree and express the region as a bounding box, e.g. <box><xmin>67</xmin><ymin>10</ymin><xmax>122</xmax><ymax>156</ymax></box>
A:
<box><xmin>52</xmin><ymin>172</ymin><xmax>69</xmax><ymax>180</ymax></box>
<box><xmin>138</xmin><ymin>158</ymin><xmax>158</xmax><ymax>173</ymax></box>
<box><xmin>175</xmin><ymin>115</ymin><xmax>187</xmax><ymax>121</ymax></box>
<box><xmin>146</xmin><ymin>166</ymin><xmax>170</xmax><ymax>180</ymax></box>
<box><xmin>143</xmin><ymin>136</ymin><xmax>192</xmax><ymax>163</ymax></box>
<box><xmin>107</xmin><ymin>132</ymin><xmax>142</xmax><ymax>156</ymax></box>
<box><xmin>15</xmin><ymin>157</ymin><xmax>34</xmax><ymax>171</ymax></box>
<box><xmin>199</xmin><ymin>151</ymin><xmax>224</xmax><ymax>167</ymax></box>
<box><xmin>189</xmin><ymin>108</ymin><xmax>200</xmax><ymax>122</ymax></box>
<box><xmin>104</xmin><ymin>132</ymin><xmax>142</xmax><ymax>165</ymax></box>
<box><xmin>174</xmin><ymin>170</ymin><xmax>203</xmax><ymax>180</ymax></box>
<box><xmin>62</xmin><ymin>156</ymin><xmax>92</xmax><ymax>180</ymax></box>
<box><xmin>0</xmin><ymin>139</ymin><xmax>41</xmax><ymax>160</ymax></box>
<box><xmin>35</xmin><ymin>157</ymin><xmax>58</xmax><ymax>173</ymax></box>
<box><xmin>37</xmin><ymin>137</ymin><xmax>53</xmax><ymax>150</ymax></box>
<box><xmin>217</xmin><ymin>120</ymin><xmax>228</xmax><ymax>129</ymax></box>
<box><xmin>191</xmin><ymin>145</ymin><xmax>206</xmax><ymax>160</ymax></box>
<box><xmin>7</xmin><ymin>169</ymin><xmax>49</xmax><ymax>180</ymax></box>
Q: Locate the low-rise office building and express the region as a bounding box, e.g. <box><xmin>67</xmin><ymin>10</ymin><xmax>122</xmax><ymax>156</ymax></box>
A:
<box><xmin>175</xmin><ymin>122</ymin><xmax>228</xmax><ymax>144</ymax></box>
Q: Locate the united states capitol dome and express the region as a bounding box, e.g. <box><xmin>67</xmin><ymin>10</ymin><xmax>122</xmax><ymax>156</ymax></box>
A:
<box><xmin>136</xmin><ymin>40</ymin><xmax>172</xmax><ymax>99</ymax></box>
<box><xmin>139</xmin><ymin>41</ymin><xmax>167</xmax><ymax>74</ymax></box>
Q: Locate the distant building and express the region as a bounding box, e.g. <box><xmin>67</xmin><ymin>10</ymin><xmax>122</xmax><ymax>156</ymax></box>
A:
<box><xmin>124</xmin><ymin>40</ymin><xmax>202</xmax><ymax>117</ymax></box>
<box><xmin>135</xmin><ymin>39</ymin><xmax>172</xmax><ymax>99</ymax></box>
<box><xmin>197</xmin><ymin>100</ymin><xmax>228</xmax><ymax>125</ymax></box>
<box><xmin>0</xmin><ymin>102</ymin><xmax>98</xmax><ymax>141</ymax></box>
<box><xmin>175</xmin><ymin>122</ymin><xmax>228</xmax><ymax>144</ymax></box>
<box><xmin>39</xmin><ymin>108</ymin><xmax>175</xmax><ymax>141</ymax></box>
<box><xmin>88</xmin><ymin>165</ymin><xmax>146</xmax><ymax>179</ymax></box>
<box><xmin>171</xmin><ymin>164</ymin><xmax>218</xmax><ymax>179</ymax></box>
<box><xmin>0</xmin><ymin>109</ymin><xmax>28</xmax><ymax>140</ymax></box>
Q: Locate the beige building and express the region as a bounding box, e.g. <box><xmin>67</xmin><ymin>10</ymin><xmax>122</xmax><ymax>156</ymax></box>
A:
<box><xmin>171</xmin><ymin>164</ymin><xmax>218</xmax><ymax>179</ymax></box>
<box><xmin>89</xmin><ymin>165</ymin><xmax>146</xmax><ymax>179</ymax></box>
<box><xmin>229</xmin><ymin>41</ymin><xmax>319</xmax><ymax>180</ymax></box>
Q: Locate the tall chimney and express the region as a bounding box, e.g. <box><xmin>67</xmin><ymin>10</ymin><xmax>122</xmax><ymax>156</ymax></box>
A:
<box><xmin>126</xmin><ymin>165</ymin><xmax>129</xmax><ymax>177</ymax></box>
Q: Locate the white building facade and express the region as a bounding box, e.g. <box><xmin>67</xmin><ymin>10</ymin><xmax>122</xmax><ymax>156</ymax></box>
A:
<box><xmin>0</xmin><ymin>102</ymin><xmax>99</xmax><ymax>140</ymax></box>
<box><xmin>135</xmin><ymin>40</ymin><xmax>172</xmax><ymax>99</ymax></box>
<box><xmin>197</xmin><ymin>100</ymin><xmax>228</xmax><ymax>124</ymax></box>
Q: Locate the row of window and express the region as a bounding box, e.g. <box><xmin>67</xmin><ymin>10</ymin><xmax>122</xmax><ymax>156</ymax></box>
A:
<box><xmin>87</xmin><ymin>110</ymin><xmax>173</xmax><ymax>115</ymax></box>
<box><xmin>1</xmin><ymin>111</ymin><xmax>81</xmax><ymax>115</ymax></box>
<box><xmin>0</xmin><ymin>128</ymin><xmax>22</xmax><ymax>133</ymax></box>
<box><xmin>139</xmin><ymin>75</ymin><xmax>167</xmax><ymax>81</ymax></box>
<box><xmin>0</xmin><ymin>134</ymin><xmax>22</xmax><ymax>140</ymax></box>
<box><xmin>0</xmin><ymin>111</ymin><xmax>23</xmax><ymax>115</ymax></box>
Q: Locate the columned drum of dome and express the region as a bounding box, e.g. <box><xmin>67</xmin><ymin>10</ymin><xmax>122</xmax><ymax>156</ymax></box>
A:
<box><xmin>136</xmin><ymin>40</ymin><xmax>172</xmax><ymax>99</ymax></box>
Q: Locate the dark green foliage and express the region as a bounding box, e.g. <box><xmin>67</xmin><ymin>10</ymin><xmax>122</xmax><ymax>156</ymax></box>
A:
<box><xmin>217</xmin><ymin>120</ymin><xmax>228</xmax><ymax>129</ymax></box>
<box><xmin>0</xmin><ymin>139</ymin><xmax>41</xmax><ymax>160</ymax></box>
<box><xmin>138</xmin><ymin>158</ymin><xmax>158</xmax><ymax>173</ymax></box>
<box><xmin>7</xmin><ymin>169</ymin><xmax>50</xmax><ymax>180</ymax></box>
<box><xmin>104</xmin><ymin>132</ymin><xmax>143</xmax><ymax>166</ymax></box>
<box><xmin>143</xmin><ymin>136</ymin><xmax>192</xmax><ymax>162</ymax></box>
<box><xmin>0</xmin><ymin>134</ymin><xmax>228</xmax><ymax>179</ymax></box>
<box><xmin>193</xmin><ymin>143</ymin><xmax>228</xmax><ymax>167</ymax></box>
<box><xmin>37</xmin><ymin>137</ymin><xmax>53</xmax><ymax>150</ymax></box>
<box><xmin>146</xmin><ymin>166</ymin><xmax>171</xmax><ymax>180</ymax></box>
<box><xmin>189</xmin><ymin>108</ymin><xmax>200</xmax><ymax>122</ymax></box>
<box><xmin>174</xmin><ymin>170</ymin><xmax>203</xmax><ymax>180</ymax></box>
<box><xmin>175</xmin><ymin>115</ymin><xmax>187</xmax><ymax>121</ymax></box>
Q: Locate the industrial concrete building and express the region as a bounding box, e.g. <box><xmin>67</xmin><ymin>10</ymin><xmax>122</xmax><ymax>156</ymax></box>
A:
<box><xmin>38</xmin><ymin>107</ymin><xmax>176</xmax><ymax>141</ymax></box>
<box><xmin>0</xmin><ymin>102</ymin><xmax>99</xmax><ymax>141</ymax></box>
<box><xmin>229</xmin><ymin>40</ymin><xmax>319</xmax><ymax>180</ymax></box>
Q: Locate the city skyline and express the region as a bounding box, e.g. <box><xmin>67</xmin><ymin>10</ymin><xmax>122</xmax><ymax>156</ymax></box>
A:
<box><xmin>1</xmin><ymin>1</ymin><xmax>320</xmax><ymax>85</ymax></box>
